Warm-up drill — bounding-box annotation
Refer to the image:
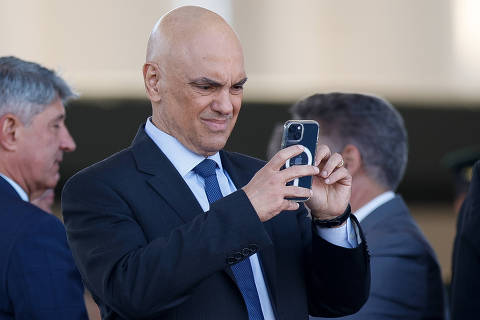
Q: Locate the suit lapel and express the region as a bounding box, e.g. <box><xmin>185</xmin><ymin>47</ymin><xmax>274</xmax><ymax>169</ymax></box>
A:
<box><xmin>220</xmin><ymin>151</ymin><xmax>279</xmax><ymax>313</ymax></box>
<box><xmin>130</xmin><ymin>126</ymin><xmax>204</xmax><ymax>223</ymax></box>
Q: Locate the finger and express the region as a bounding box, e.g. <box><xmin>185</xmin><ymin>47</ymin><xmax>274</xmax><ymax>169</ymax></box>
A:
<box><xmin>280</xmin><ymin>199</ymin><xmax>300</xmax><ymax>211</ymax></box>
<box><xmin>314</xmin><ymin>144</ymin><xmax>331</xmax><ymax>166</ymax></box>
<box><xmin>268</xmin><ymin>145</ymin><xmax>305</xmax><ymax>170</ymax></box>
<box><xmin>279</xmin><ymin>165</ymin><xmax>319</xmax><ymax>182</ymax></box>
<box><xmin>323</xmin><ymin>167</ymin><xmax>352</xmax><ymax>186</ymax></box>
<box><xmin>284</xmin><ymin>185</ymin><xmax>313</xmax><ymax>199</ymax></box>
<box><xmin>319</xmin><ymin>152</ymin><xmax>343</xmax><ymax>178</ymax></box>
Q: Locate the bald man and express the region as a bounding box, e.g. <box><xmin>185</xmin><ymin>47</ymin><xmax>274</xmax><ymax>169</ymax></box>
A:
<box><xmin>62</xmin><ymin>6</ymin><xmax>370</xmax><ymax>320</ymax></box>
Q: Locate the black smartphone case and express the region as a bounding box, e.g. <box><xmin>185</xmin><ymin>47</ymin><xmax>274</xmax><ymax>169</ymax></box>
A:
<box><xmin>281</xmin><ymin>120</ymin><xmax>319</xmax><ymax>202</ymax></box>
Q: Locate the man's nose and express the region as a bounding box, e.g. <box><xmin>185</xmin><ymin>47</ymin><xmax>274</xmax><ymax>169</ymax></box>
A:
<box><xmin>60</xmin><ymin>126</ymin><xmax>76</xmax><ymax>152</ymax></box>
<box><xmin>211</xmin><ymin>89</ymin><xmax>234</xmax><ymax>115</ymax></box>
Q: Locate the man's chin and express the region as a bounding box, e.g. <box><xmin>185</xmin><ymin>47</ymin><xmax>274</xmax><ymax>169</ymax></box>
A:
<box><xmin>200</xmin><ymin>140</ymin><xmax>228</xmax><ymax>156</ymax></box>
<box><xmin>44</xmin><ymin>175</ymin><xmax>60</xmax><ymax>191</ymax></box>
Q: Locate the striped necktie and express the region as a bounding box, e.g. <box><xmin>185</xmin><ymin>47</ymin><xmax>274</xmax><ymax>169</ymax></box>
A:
<box><xmin>194</xmin><ymin>159</ymin><xmax>265</xmax><ymax>320</ymax></box>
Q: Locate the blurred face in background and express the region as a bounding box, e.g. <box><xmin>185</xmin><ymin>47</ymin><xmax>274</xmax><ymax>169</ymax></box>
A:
<box><xmin>15</xmin><ymin>99</ymin><xmax>76</xmax><ymax>198</ymax></box>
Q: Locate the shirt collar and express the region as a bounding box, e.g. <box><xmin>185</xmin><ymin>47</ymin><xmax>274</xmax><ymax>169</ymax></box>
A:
<box><xmin>0</xmin><ymin>173</ymin><xmax>29</xmax><ymax>201</ymax></box>
<box><xmin>353</xmin><ymin>191</ymin><xmax>395</xmax><ymax>223</ymax></box>
<box><xmin>144</xmin><ymin>117</ymin><xmax>223</xmax><ymax>177</ymax></box>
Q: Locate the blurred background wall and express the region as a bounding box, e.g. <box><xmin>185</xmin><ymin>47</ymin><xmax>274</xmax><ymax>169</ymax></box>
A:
<box><xmin>1</xmin><ymin>0</ymin><xmax>479</xmax><ymax>283</ymax></box>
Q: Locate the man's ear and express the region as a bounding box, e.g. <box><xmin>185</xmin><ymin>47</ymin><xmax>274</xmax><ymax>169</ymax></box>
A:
<box><xmin>143</xmin><ymin>62</ymin><xmax>162</xmax><ymax>103</ymax></box>
<box><xmin>341</xmin><ymin>144</ymin><xmax>362</xmax><ymax>176</ymax></box>
<box><xmin>0</xmin><ymin>114</ymin><xmax>22</xmax><ymax>151</ymax></box>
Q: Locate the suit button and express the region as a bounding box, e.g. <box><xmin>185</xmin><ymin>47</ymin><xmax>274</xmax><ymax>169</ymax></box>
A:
<box><xmin>233</xmin><ymin>252</ymin><xmax>243</xmax><ymax>261</ymax></box>
<box><xmin>241</xmin><ymin>248</ymin><xmax>253</xmax><ymax>256</ymax></box>
<box><xmin>226</xmin><ymin>256</ymin><xmax>237</xmax><ymax>265</ymax></box>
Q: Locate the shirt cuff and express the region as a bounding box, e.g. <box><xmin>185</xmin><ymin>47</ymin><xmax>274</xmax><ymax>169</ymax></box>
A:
<box><xmin>315</xmin><ymin>217</ymin><xmax>358</xmax><ymax>248</ymax></box>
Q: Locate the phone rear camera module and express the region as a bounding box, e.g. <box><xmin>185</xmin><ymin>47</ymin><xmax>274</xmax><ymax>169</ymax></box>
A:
<box><xmin>288</xmin><ymin>123</ymin><xmax>303</xmax><ymax>141</ymax></box>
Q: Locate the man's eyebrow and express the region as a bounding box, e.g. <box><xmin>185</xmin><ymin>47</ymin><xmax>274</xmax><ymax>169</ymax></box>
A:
<box><xmin>189</xmin><ymin>77</ymin><xmax>223</xmax><ymax>87</ymax></box>
<box><xmin>233</xmin><ymin>77</ymin><xmax>248</xmax><ymax>86</ymax></box>
<box><xmin>50</xmin><ymin>113</ymin><xmax>66</xmax><ymax>123</ymax></box>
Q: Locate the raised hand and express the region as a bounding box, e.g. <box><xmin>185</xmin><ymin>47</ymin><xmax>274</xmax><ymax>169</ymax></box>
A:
<box><xmin>307</xmin><ymin>144</ymin><xmax>351</xmax><ymax>220</ymax></box>
<box><xmin>242</xmin><ymin>145</ymin><xmax>319</xmax><ymax>222</ymax></box>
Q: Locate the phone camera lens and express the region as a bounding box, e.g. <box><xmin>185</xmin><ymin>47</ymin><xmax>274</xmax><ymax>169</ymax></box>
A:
<box><xmin>288</xmin><ymin>123</ymin><xmax>302</xmax><ymax>141</ymax></box>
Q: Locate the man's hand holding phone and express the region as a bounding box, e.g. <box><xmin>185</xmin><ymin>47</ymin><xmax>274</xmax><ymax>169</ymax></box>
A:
<box><xmin>242</xmin><ymin>145</ymin><xmax>319</xmax><ymax>222</ymax></box>
<box><xmin>307</xmin><ymin>144</ymin><xmax>351</xmax><ymax>221</ymax></box>
<box><xmin>242</xmin><ymin>143</ymin><xmax>351</xmax><ymax>223</ymax></box>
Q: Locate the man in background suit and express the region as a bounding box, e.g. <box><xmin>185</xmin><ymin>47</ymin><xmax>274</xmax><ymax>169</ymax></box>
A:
<box><xmin>442</xmin><ymin>146</ymin><xmax>480</xmax><ymax>215</ymax></box>
<box><xmin>62</xmin><ymin>6</ymin><xmax>370</xmax><ymax>320</ymax></box>
<box><xmin>450</xmin><ymin>160</ymin><xmax>480</xmax><ymax>319</ymax></box>
<box><xmin>0</xmin><ymin>56</ymin><xmax>87</xmax><ymax>319</ymax></box>
<box><xmin>281</xmin><ymin>93</ymin><xmax>444</xmax><ymax>320</ymax></box>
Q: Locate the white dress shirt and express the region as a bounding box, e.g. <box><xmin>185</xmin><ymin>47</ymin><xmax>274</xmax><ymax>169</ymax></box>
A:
<box><xmin>353</xmin><ymin>191</ymin><xmax>395</xmax><ymax>223</ymax></box>
<box><xmin>144</xmin><ymin>118</ymin><xmax>357</xmax><ymax>319</ymax></box>
<box><xmin>0</xmin><ymin>173</ymin><xmax>29</xmax><ymax>201</ymax></box>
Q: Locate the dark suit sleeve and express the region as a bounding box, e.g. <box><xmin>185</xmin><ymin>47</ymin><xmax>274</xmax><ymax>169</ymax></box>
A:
<box><xmin>62</xmin><ymin>172</ymin><xmax>272</xmax><ymax>319</ymax></box>
<box><xmin>306</xmin><ymin>213</ymin><xmax>371</xmax><ymax>317</ymax></box>
<box><xmin>451</xmin><ymin>161</ymin><xmax>480</xmax><ymax>320</ymax></box>
<box><xmin>7</xmin><ymin>213</ymin><xmax>87</xmax><ymax>320</ymax></box>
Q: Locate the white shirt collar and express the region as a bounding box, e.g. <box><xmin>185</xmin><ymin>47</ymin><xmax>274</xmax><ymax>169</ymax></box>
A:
<box><xmin>0</xmin><ymin>173</ymin><xmax>29</xmax><ymax>201</ymax></box>
<box><xmin>144</xmin><ymin>117</ymin><xmax>223</xmax><ymax>176</ymax></box>
<box><xmin>353</xmin><ymin>191</ymin><xmax>395</xmax><ymax>223</ymax></box>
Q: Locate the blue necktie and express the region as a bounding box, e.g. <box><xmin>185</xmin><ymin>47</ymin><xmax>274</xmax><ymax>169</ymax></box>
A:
<box><xmin>194</xmin><ymin>159</ymin><xmax>265</xmax><ymax>320</ymax></box>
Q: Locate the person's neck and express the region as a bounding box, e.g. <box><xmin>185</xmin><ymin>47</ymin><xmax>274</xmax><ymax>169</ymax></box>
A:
<box><xmin>350</xmin><ymin>174</ymin><xmax>389</xmax><ymax>212</ymax></box>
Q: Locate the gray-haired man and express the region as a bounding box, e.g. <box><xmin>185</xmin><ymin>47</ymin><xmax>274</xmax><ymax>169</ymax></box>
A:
<box><xmin>270</xmin><ymin>93</ymin><xmax>445</xmax><ymax>319</ymax></box>
<box><xmin>0</xmin><ymin>56</ymin><xmax>87</xmax><ymax>319</ymax></box>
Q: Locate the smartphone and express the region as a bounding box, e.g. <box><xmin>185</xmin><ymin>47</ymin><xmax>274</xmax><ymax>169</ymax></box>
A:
<box><xmin>280</xmin><ymin>120</ymin><xmax>319</xmax><ymax>202</ymax></box>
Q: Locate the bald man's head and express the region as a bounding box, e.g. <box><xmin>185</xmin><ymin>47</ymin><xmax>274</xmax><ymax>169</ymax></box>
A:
<box><xmin>146</xmin><ymin>6</ymin><xmax>239</xmax><ymax>63</ymax></box>
<box><xmin>143</xmin><ymin>6</ymin><xmax>247</xmax><ymax>156</ymax></box>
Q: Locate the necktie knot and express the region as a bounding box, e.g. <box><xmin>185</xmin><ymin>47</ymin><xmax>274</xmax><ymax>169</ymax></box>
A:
<box><xmin>194</xmin><ymin>159</ymin><xmax>217</xmax><ymax>179</ymax></box>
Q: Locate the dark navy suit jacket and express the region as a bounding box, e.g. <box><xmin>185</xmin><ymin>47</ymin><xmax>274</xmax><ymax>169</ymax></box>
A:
<box><xmin>0</xmin><ymin>176</ymin><xmax>87</xmax><ymax>319</ymax></box>
<box><xmin>62</xmin><ymin>127</ymin><xmax>370</xmax><ymax>320</ymax></box>
<box><xmin>451</xmin><ymin>160</ymin><xmax>480</xmax><ymax>319</ymax></box>
<box><xmin>313</xmin><ymin>196</ymin><xmax>445</xmax><ymax>320</ymax></box>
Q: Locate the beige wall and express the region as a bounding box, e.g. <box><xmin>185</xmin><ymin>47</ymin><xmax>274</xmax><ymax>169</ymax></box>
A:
<box><xmin>1</xmin><ymin>0</ymin><xmax>479</xmax><ymax>105</ymax></box>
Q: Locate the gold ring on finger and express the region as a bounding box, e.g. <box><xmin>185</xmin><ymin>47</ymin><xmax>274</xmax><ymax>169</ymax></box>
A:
<box><xmin>337</xmin><ymin>159</ymin><xmax>344</xmax><ymax>168</ymax></box>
